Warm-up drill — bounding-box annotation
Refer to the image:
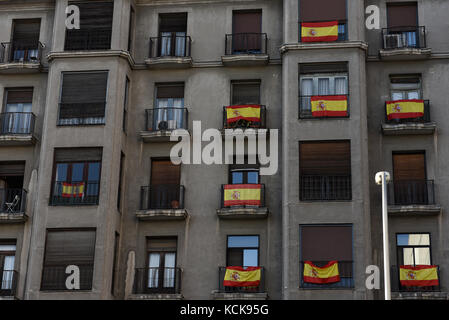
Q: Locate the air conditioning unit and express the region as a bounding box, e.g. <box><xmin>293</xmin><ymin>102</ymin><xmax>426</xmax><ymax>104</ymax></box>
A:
<box><xmin>384</xmin><ymin>34</ymin><xmax>403</xmax><ymax>49</ymax></box>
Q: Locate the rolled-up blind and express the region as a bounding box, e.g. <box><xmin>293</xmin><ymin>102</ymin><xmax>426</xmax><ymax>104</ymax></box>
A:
<box><xmin>299</xmin><ymin>62</ymin><xmax>348</xmax><ymax>74</ymax></box>
<box><xmin>151</xmin><ymin>160</ymin><xmax>180</xmax><ymax>185</ymax></box>
<box><xmin>300</xmin><ymin>0</ymin><xmax>347</xmax><ymax>22</ymax></box>
<box><xmin>156</xmin><ymin>84</ymin><xmax>184</xmax><ymax>99</ymax></box>
<box><xmin>159</xmin><ymin>13</ymin><xmax>187</xmax><ymax>33</ymax></box>
<box><xmin>0</xmin><ymin>162</ymin><xmax>25</xmax><ymax>176</ymax></box>
<box><xmin>147</xmin><ymin>237</ymin><xmax>177</xmax><ymax>252</ymax></box>
<box><xmin>299</xmin><ymin>141</ymin><xmax>351</xmax><ymax>175</ymax></box>
<box><xmin>231</xmin><ymin>81</ymin><xmax>260</xmax><ymax>105</ymax></box>
<box><xmin>12</xmin><ymin>19</ymin><xmax>41</xmax><ymax>44</ymax></box>
<box><xmin>387</xmin><ymin>3</ymin><xmax>418</xmax><ymax>28</ymax></box>
<box><xmin>233</xmin><ymin>10</ymin><xmax>262</xmax><ymax>34</ymax></box>
<box><xmin>6</xmin><ymin>89</ymin><xmax>33</xmax><ymax>104</ymax></box>
<box><xmin>54</xmin><ymin>147</ymin><xmax>103</xmax><ymax>162</ymax></box>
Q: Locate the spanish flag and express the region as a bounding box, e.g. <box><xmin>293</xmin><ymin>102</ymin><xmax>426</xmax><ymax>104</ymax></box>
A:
<box><xmin>226</xmin><ymin>105</ymin><xmax>261</xmax><ymax>124</ymax></box>
<box><xmin>62</xmin><ymin>182</ymin><xmax>85</xmax><ymax>198</ymax></box>
<box><xmin>301</xmin><ymin>21</ymin><xmax>339</xmax><ymax>42</ymax></box>
<box><xmin>223</xmin><ymin>266</ymin><xmax>261</xmax><ymax>287</ymax></box>
<box><xmin>400</xmin><ymin>265</ymin><xmax>439</xmax><ymax>287</ymax></box>
<box><xmin>303</xmin><ymin>261</ymin><xmax>341</xmax><ymax>284</ymax></box>
<box><xmin>223</xmin><ymin>184</ymin><xmax>261</xmax><ymax>207</ymax></box>
<box><xmin>311</xmin><ymin>95</ymin><xmax>348</xmax><ymax>117</ymax></box>
<box><xmin>386</xmin><ymin>99</ymin><xmax>424</xmax><ymax>120</ymax></box>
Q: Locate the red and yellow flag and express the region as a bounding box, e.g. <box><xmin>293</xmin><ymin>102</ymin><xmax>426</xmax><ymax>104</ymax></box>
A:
<box><xmin>311</xmin><ymin>95</ymin><xmax>348</xmax><ymax>117</ymax></box>
<box><xmin>386</xmin><ymin>99</ymin><xmax>424</xmax><ymax>120</ymax></box>
<box><xmin>223</xmin><ymin>266</ymin><xmax>261</xmax><ymax>287</ymax></box>
<box><xmin>226</xmin><ymin>105</ymin><xmax>261</xmax><ymax>124</ymax></box>
<box><xmin>400</xmin><ymin>265</ymin><xmax>439</xmax><ymax>287</ymax></box>
<box><xmin>301</xmin><ymin>21</ymin><xmax>339</xmax><ymax>42</ymax></box>
<box><xmin>223</xmin><ymin>184</ymin><xmax>261</xmax><ymax>207</ymax></box>
<box><xmin>62</xmin><ymin>182</ymin><xmax>85</xmax><ymax>198</ymax></box>
<box><xmin>303</xmin><ymin>261</ymin><xmax>341</xmax><ymax>284</ymax></box>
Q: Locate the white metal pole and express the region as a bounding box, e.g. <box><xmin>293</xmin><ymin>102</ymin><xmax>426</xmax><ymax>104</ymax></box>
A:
<box><xmin>380</xmin><ymin>172</ymin><xmax>391</xmax><ymax>300</ymax></box>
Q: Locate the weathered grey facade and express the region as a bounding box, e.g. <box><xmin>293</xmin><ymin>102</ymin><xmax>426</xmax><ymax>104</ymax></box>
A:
<box><xmin>0</xmin><ymin>0</ymin><xmax>447</xmax><ymax>300</ymax></box>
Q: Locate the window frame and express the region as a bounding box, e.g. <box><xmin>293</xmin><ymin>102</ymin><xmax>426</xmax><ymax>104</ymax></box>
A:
<box><xmin>396</xmin><ymin>232</ymin><xmax>432</xmax><ymax>266</ymax></box>
<box><xmin>226</xmin><ymin>235</ymin><xmax>260</xmax><ymax>267</ymax></box>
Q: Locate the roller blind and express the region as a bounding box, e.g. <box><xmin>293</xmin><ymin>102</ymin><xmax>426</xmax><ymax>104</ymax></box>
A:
<box><xmin>6</xmin><ymin>89</ymin><xmax>33</xmax><ymax>104</ymax></box>
<box><xmin>156</xmin><ymin>84</ymin><xmax>184</xmax><ymax>99</ymax></box>
<box><xmin>233</xmin><ymin>11</ymin><xmax>262</xmax><ymax>34</ymax></box>
<box><xmin>0</xmin><ymin>162</ymin><xmax>25</xmax><ymax>176</ymax></box>
<box><xmin>159</xmin><ymin>13</ymin><xmax>187</xmax><ymax>33</ymax></box>
<box><xmin>232</xmin><ymin>81</ymin><xmax>260</xmax><ymax>105</ymax></box>
<box><xmin>301</xmin><ymin>225</ymin><xmax>352</xmax><ymax>261</ymax></box>
<box><xmin>299</xmin><ymin>141</ymin><xmax>351</xmax><ymax>175</ymax></box>
<box><xmin>147</xmin><ymin>237</ymin><xmax>177</xmax><ymax>252</ymax></box>
<box><xmin>387</xmin><ymin>3</ymin><xmax>418</xmax><ymax>28</ymax></box>
<box><xmin>299</xmin><ymin>62</ymin><xmax>348</xmax><ymax>74</ymax></box>
<box><xmin>393</xmin><ymin>153</ymin><xmax>426</xmax><ymax>181</ymax></box>
<box><xmin>12</xmin><ymin>19</ymin><xmax>41</xmax><ymax>44</ymax></box>
<box><xmin>54</xmin><ymin>147</ymin><xmax>103</xmax><ymax>162</ymax></box>
<box><xmin>151</xmin><ymin>160</ymin><xmax>180</xmax><ymax>185</ymax></box>
<box><xmin>300</xmin><ymin>0</ymin><xmax>347</xmax><ymax>22</ymax></box>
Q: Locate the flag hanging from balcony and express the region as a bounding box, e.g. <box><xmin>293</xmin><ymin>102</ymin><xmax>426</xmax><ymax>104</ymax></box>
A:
<box><xmin>62</xmin><ymin>182</ymin><xmax>85</xmax><ymax>198</ymax></box>
<box><xmin>223</xmin><ymin>266</ymin><xmax>261</xmax><ymax>287</ymax></box>
<box><xmin>303</xmin><ymin>261</ymin><xmax>341</xmax><ymax>284</ymax></box>
<box><xmin>399</xmin><ymin>265</ymin><xmax>439</xmax><ymax>287</ymax></box>
<box><xmin>301</xmin><ymin>21</ymin><xmax>339</xmax><ymax>42</ymax></box>
<box><xmin>386</xmin><ymin>99</ymin><xmax>425</xmax><ymax>120</ymax></box>
<box><xmin>223</xmin><ymin>184</ymin><xmax>261</xmax><ymax>207</ymax></box>
<box><xmin>226</xmin><ymin>105</ymin><xmax>261</xmax><ymax>124</ymax></box>
<box><xmin>311</xmin><ymin>95</ymin><xmax>348</xmax><ymax>117</ymax></box>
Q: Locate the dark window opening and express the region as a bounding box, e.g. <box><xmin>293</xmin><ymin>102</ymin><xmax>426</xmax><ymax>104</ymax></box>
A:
<box><xmin>148</xmin><ymin>83</ymin><xmax>186</xmax><ymax>131</ymax></box>
<box><xmin>154</xmin><ymin>13</ymin><xmax>189</xmax><ymax>57</ymax></box>
<box><xmin>2</xmin><ymin>88</ymin><xmax>34</xmax><ymax>134</ymax></box>
<box><xmin>0</xmin><ymin>162</ymin><xmax>26</xmax><ymax>214</ymax></box>
<box><xmin>4</xmin><ymin>19</ymin><xmax>41</xmax><ymax>63</ymax></box>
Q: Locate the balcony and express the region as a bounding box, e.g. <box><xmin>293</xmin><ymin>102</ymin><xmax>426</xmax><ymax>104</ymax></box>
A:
<box><xmin>64</xmin><ymin>29</ymin><xmax>112</xmax><ymax>51</ymax></box>
<box><xmin>222</xmin><ymin>33</ymin><xmax>268</xmax><ymax>67</ymax></box>
<box><xmin>380</xmin><ymin>26</ymin><xmax>431</xmax><ymax>60</ymax></box>
<box><xmin>0</xmin><ymin>270</ymin><xmax>18</xmax><ymax>299</ymax></box>
<box><xmin>0</xmin><ymin>113</ymin><xmax>37</xmax><ymax>146</ymax></box>
<box><xmin>130</xmin><ymin>267</ymin><xmax>182</xmax><ymax>300</ymax></box>
<box><xmin>136</xmin><ymin>185</ymin><xmax>187</xmax><ymax>221</ymax></box>
<box><xmin>222</xmin><ymin>105</ymin><xmax>266</xmax><ymax>131</ymax></box>
<box><xmin>300</xmin><ymin>175</ymin><xmax>352</xmax><ymax>201</ymax></box>
<box><xmin>0</xmin><ymin>41</ymin><xmax>43</xmax><ymax>74</ymax></box>
<box><xmin>299</xmin><ymin>94</ymin><xmax>350</xmax><ymax>119</ymax></box>
<box><xmin>49</xmin><ymin>181</ymin><xmax>100</xmax><ymax>206</ymax></box>
<box><xmin>212</xmin><ymin>266</ymin><xmax>267</xmax><ymax>300</ymax></box>
<box><xmin>390</xmin><ymin>265</ymin><xmax>446</xmax><ymax>300</ymax></box>
<box><xmin>300</xmin><ymin>261</ymin><xmax>354</xmax><ymax>289</ymax></box>
<box><xmin>217</xmin><ymin>184</ymin><xmax>268</xmax><ymax>219</ymax></box>
<box><xmin>57</xmin><ymin>102</ymin><xmax>106</xmax><ymax>126</ymax></box>
<box><xmin>382</xmin><ymin>100</ymin><xmax>435</xmax><ymax>135</ymax></box>
<box><xmin>41</xmin><ymin>265</ymin><xmax>93</xmax><ymax>291</ymax></box>
<box><xmin>145</xmin><ymin>34</ymin><xmax>192</xmax><ymax>69</ymax></box>
<box><xmin>0</xmin><ymin>189</ymin><xmax>27</xmax><ymax>223</ymax></box>
<box><xmin>388</xmin><ymin>180</ymin><xmax>442</xmax><ymax>216</ymax></box>
<box><xmin>140</xmin><ymin>108</ymin><xmax>189</xmax><ymax>142</ymax></box>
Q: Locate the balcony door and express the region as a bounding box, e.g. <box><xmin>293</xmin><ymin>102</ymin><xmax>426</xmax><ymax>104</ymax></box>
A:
<box><xmin>150</xmin><ymin>159</ymin><xmax>180</xmax><ymax>209</ymax></box>
<box><xmin>10</xmin><ymin>19</ymin><xmax>40</xmax><ymax>62</ymax></box>
<box><xmin>393</xmin><ymin>152</ymin><xmax>427</xmax><ymax>205</ymax></box>
<box><xmin>0</xmin><ymin>243</ymin><xmax>16</xmax><ymax>293</ymax></box>
<box><xmin>386</xmin><ymin>3</ymin><xmax>418</xmax><ymax>48</ymax></box>
<box><xmin>3</xmin><ymin>89</ymin><xmax>33</xmax><ymax>134</ymax></box>
<box><xmin>155</xmin><ymin>83</ymin><xmax>185</xmax><ymax>130</ymax></box>
<box><xmin>232</xmin><ymin>10</ymin><xmax>262</xmax><ymax>54</ymax></box>
<box><xmin>0</xmin><ymin>162</ymin><xmax>25</xmax><ymax>213</ymax></box>
<box><xmin>158</xmin><ymin>13</ymin><xmax>187</xmax><ymax>57</ymax></box>
<box><xmin>147</xmin><ymin>237</ymin><xmax>177</xmax><ymax>293</ymax></box>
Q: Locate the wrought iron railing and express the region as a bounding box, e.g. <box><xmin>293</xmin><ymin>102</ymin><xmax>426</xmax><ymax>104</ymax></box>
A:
<box><xmin>133</xmin><ymin>267</ymin><xmax>182</xmax><ymax>294</ymax></box>
<box><xmin>220</xmin><ymin>184</ymin><xmax>266</xmax><ymax>209</ymax></box>
<box><xmin>300</xmin><ymin>175</ymin><xmax>352</xmax><ymax>201</ymax></box>
<box><xmin>299</xmin><ymin>94</ymin><xmax>349</xmax><ymax>119</ymax></box>
<box><xmin>40</xmin><ymin>265</ymin><xmax>94</xmax><ymax>291</ymax></box>
<box><xmin>50</xmin><ymin>181</ymin><xmax>100</xmax><ymax>206</ymax></box>
<box><xmin>222</xmin><ymin>105</ymin><xmax>266</xmax><ymax>129</ymax></box>
<box><xmin>144</xmin><ymin>108</ymin><xmax>188</xmax><ymax>131</ymax></box>
<box><xmin>140</xmin><ymin>185</ymin><xmax>185</xmax><ymax>210</ymax></box>
<box><xmin>225</xmin><ymin>33</ymin><xmax>267</xmax><ymax>55</ymax></box>
<box><xmin>0</xmin><ymin>41</ymin><xmax>43</xmax><ymax>63</ymax></box>
<box><xmin>58</xmin><ymin>102</ymin><xmax>106</xmax><ymax>126</ymax></box>
<box><xmin>149</xmin><ymin>34</ymin><xmax>192</xmax><ymax>58</ymax></box>
<box><xmin>0</xmin><ymin>188</ymin><xmax>27</xmax><ymax>213</ymax></box>
<box><xmin>384</xmin><ymin>100</ymin><xmax>430</xmax><ymax>123</ymax></box>
<box><xmin>64</xmin><ymin>29</ymin><xmax>112</xmax><ymax>51</ymax></box>
<box><xmin>300</xmin><ymin>261</ymin><xmax>354</xmax><ymax>289</ymax></box>
<box><xmin>388</xmin><ymin>180</ymin><xmax>435</xmax><ymax>206</ymax></box>
<box><xmin>218</xmin><ymin>266</ymin><xmax>265</xmax><ymax>293</ymax></box>
<box><xmin>391</xmin><ymin>265</ymin><xmax>440</xmax><ymax>292</ymax></box>
<box><xmin>0</xmin><ymin>112</ymin><xmax>36</xmax><ymax>135</ymax></box>
<box><xmin>382</xmin><ymin>26</ymin><xmax>427</xmax><ymax>50</ymax></box>
<box><xmin>0</xmin><ymin>270</ymin><xmax>18</xmax><ymax>296</ymax></box>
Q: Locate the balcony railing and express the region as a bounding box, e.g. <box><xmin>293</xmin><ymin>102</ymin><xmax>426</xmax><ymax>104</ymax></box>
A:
<box><xmin>149</xmin><ymin>34</ymin><xmax>192</xmax><ymax>58</ymax></box>
<box><xmin>50</xmin><ymin>181</ymin><xmax>100</xmax><ymax>206</ymax></box>
<box><xmin>225</xmin><ymin>33</ymin><xmax>267</xmax><ymax>55</ymax></box>
<box><xmin>218</xmin><ymin>266</ymin><xmax>265</xmax><ymax>293</ymax></box>
<box><xmin>0</xmin><ymin>112</ymin><xmax>36</xmax><ymax>135</ymax></box>
<box><xmin>382</xmin><ymin>26</ymin><xmax>427</xmax><ymax>50</ymax></box>
<box><xmin>144</xmin><ymin>108</ymin><xmax>188</xmax><ymax>132</ymax></box>
<box><xmin>299</xmin><ymin>94</ymin><xmax>349</xmax><ymax>119</ymax></box>
<box><xmin>41</xmin><ymin>265</ymin><xmax>94</xmax><ymax>291</ymax></box>
<box><xmin>0</xmin><ymin>188</ymin><xmax>27</xmax><ymax>213</ymax></box>
<box><xmin>64</xmin><ymin>29</ymin><xmax>112</xmax><ymax>51</ymax></box>
<box><xmin>140</xmin><ymin>185</ymin><xmax>185</xmax><ymax>210</ymax></box>
<box><xmin>222</xmin><ymin>105</ymin><xmax>266</xmax><ymax>129</ymax></box>
<box><xmin>388</xmin><ymin>180</ymin><xmax>435</xmax><ymax>206</ymax></box>
<box><xmin>300</xmin><ymin>175</ymin><xmax>352</xmax><ymax>201</ymax></box>
<box><xmin>385</xmin><ymin>100</ymin><xmax>430</xmax><ymax>123</ymax></box>
<box><xmin>300</xmin><ymin>261</ymin><xmax>354</xmax><ymax>289</ymax></box>
<box><xmin>0</xmin><ymin>270</ymin><xmax>18</xmax><ymax>296</ymax></box>
<box><xmin>220</xmin><ymin>184</ymin><xmax>266</xmax><ymax>209</ymax></box>
<box><xmin>391</xmin><ymin>265</ymin><xmax>440</xmax><ymax>292</ymax></box>
<box><xmin>298</xmin><ymin>22</ymin><xmax>347</xmax><ymax>42</ymax></box>
<box><xmin>0</xmin><ymin>41</ymin><xmax>43</xmax><ymax>64</ymax></box>
<box><xmin>58</xmin><ymin>102</ymin><xmax>106</xmax><ymax>126</ymax></box>
<box><xmin>133</xmin><ymin>267</ymin><xmax>182</xmax><ymax>294</ymax></box>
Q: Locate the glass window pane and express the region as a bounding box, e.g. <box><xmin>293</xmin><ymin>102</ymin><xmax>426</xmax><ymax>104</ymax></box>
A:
<box><xmin>414</xmin><ymin>248</ymin><xmax>431</xmax><ymax>265</ymax></box>
<box><xmin>403</xmin><ymin>248</ymin><xmax>414</xmax><ymax>265</ymax></box>
<box><xmin>247</xmin><ymin>171</ymin><xmax>259</xmax><ymax>184</ymax></box>
<box><xmin>407</xmin><ymin>91</ymin><xmax>420</xmax><ymax>100</ymax></box>
<box><xmin>392</xmin><ymin>92</ymin><xmax>404</xmax><ymax>101</ymax></box>
<box><xmin>228</xmin><ymin>236</ymin><xmax>259</xmax><ymax>248</ymax></box>
<box><xmin>231</xmin><ymin>172</ymin><xmax>243</xmax><ymax>184</ymax></box>
<box><xmin>318</xmin><ymin>78</ymin><xmax>330</xmax><ymax>95</ymax></box>
<box><xmin>408</xmin><ymin>234</ymin><xmax>430</xmax><ymax>246</ymax></box>
<box><xmin>71</xmin><ymin>163</ymin><xmax>84</xmax><ymax>182</ymax></box>
<box><xmin>243</xmin><ymin>249</ymin><xmax>258</xmax><ymax>267</ymax></box>
<box><xmin>88</xmin><ymin>162</ymin><xmax>101</xmax><ymax>181</ymax></box>
<box><xmin>56</xmin><ymin>163</ymin><xmax>68</xmax><ymax>181</ymax></box>
<box><xmin>335</xmin><ymin>77</ymin><xmax>347</xmax><ymax>95</ymax></box>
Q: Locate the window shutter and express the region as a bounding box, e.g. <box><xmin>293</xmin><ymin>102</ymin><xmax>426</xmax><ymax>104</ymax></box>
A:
<box><xmin>231</xmin><ymin>81</ymin><xmax>260</xmax><ymax>105</ymax></box>
<box><xmin>387</xmin><ymin>3</ymin><xmax>418</xmax><ymax>28</ymax></box>
<box><xmin>151</xmin><ymin>160</ymin><xmax>180</xmax><ymax>186</ymax></box>
<box><xmin>6</xmin><ymin>89</ymin><xmax>33</xmax><ymax>104</ymax></box>
<box><xmin>299</xmin><ymin>141</ymin><xmax>351</xmax><ymax>176</ymax></box>
<box><xmin>300</xmin><ymin>0</ymin><xmax>347</xmax><ymax>22</ymax></box>
<box><xmin>301</xmin><ymin>225</ymin><xmax>352</xmax><ymax>261</ymax></box>
<box><xmin>159</xmin><ymin>13</ymin><xmax>187</xmax><ymax>33</ymax></box>
<box><xmin>156</xmin><ymin>84</ymin><xmax>184</xmax><ymax>99</ymax></box>
<box><xmin>54</xmin><ymin>147</ymin><xmax>103</xmax><ymax>162</ymax></box>
<box><xmin>393</xmin><ymin>153</ymin><xmax>426</xmax><ymax>181</ymax></box>
<box><xmin>233</xmin><ymin>11</ymin><xmax>262</xmax><ymax>34</ymax></box>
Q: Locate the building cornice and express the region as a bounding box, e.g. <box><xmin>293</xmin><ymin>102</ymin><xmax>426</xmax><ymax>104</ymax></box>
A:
<box><xmin>280</xmin><ymin>41</ymin><xmax>369</xmax><ymax>54</ymax></box>
<box><xmin>46</xmin><ymin>50</ymin><xmax>136</xmax><ymax>67</ymax></box>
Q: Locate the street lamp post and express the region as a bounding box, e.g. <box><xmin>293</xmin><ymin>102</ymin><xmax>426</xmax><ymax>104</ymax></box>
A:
<box><xmin>375</xmin><ymin>171</ymin><xmax>391</xmax><ymax>300</ymax></box>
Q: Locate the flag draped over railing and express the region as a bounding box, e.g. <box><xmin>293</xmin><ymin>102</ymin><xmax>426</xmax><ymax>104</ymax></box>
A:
<box><xmin>311</xmin><ymin>95</ymin><xmax>348</xmax><ymax>117</ymax></box>
<box><xmin>62</xmin><ymin>182</ymin><xmax>85</xmax><ymax>198</ymax></box>
<box><xmin>223</xmin><ymin>266</ymin><xmax>261</xmax><ymax>287</ymax></box>
<box><xmin>223</xmin><ymin>184</ymin><xmax>261</xmax><ymax>207</ymax></box>
<box><xmin>303</xmin><ymin>261</ymin><xmax>341</xmax><ymax>284</ymax></box>
<box><xmin>399</xmin><ymin>265</ymin><xmax>439</xmax><ymax>287</ymax></box>
<box><xmin>301</xmin><ymin>21</ymin><xmax>339</xmax><ymax>42</ymax></box>
<box><xmin>386</xmin><ymin>99</ymin><xmax>424</xmax><ymax>120</ymax></box>
<box><xmin>225</xmin><ymin>105</ymin><xmax>261</xmax><ymax>124</ymax></box>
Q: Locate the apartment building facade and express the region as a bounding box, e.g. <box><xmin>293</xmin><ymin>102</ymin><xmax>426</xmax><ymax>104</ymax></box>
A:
<box><xmin>0</xmin><ymin>0</ymin><xmax>447</xmax><ymax>300</ymax></box>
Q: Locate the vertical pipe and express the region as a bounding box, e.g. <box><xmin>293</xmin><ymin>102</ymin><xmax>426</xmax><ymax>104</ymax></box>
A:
<box><xmin>381</xmin><ymin>173</ymin><xmax>391</xmax><ymax>300</ymax></box>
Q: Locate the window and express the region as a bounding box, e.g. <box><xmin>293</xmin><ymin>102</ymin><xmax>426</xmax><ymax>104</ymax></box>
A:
<box><xmin>231</xmin><ymin>81</ymin><xmax>260</xmax><ymax>105</ymax></box>
<box><xmin>8</xmin><ymin>19</ymin><xmax>41</xmax><ymax>63</ymax></box>
<box><xmin>227</xmin><ymin>236</ymin><xmax>259</xmax><ymax>267</ymax></box>
<box><xmin>396</xmin><ymin>233</ymin><xmax>431</xmax><ymax>266</ymax></box>
<box><xmin>152</xmin><ymin>83</ymin><xmax>185</xmax><ymax>131</ymax></box>
<box><xmin>390</xmin><ymin>75</ymin><xmax>421</xmax><ymax>101</ymax></box>
<box><xmin>146</xmin><ymin>237</ymin><xmax>177</xmax><ymax>293</ymax></box>
<box><xmin>2</xmin><ymin>88</ymin><xmax>34</xmax><ymax>134</ymax></box>
<box><xmin>385</xmin><ymin>3</ymin><xmax>419</xmax><ymax>49</ymax></box>
<box><xmin>300</xmin><ymin>225</ymin><xmax>353</xmax><ymax>288</ymax></box>
<box><xmin>299</xmin><ymin>141</ymin><xmax>351</xmax><ymax>200</ymax></box>
<box><xmin>59</xmin><ymin>71</ymin><xmax>108</xmax><ymax>126</ymax></box>
<box><xmin>0</xmin><ymin>241</ymin><xmax>16</xmax><ymax>294</ymax></box>
<box><xmin>231</xmin><ymin>10</ymin><xmax>263</xmax><ymax>54</ymax></box>
<box><xmin>0</xmin><ymin>162</ymin><xmax>25</xmax><ymax>214</ymax></box>
<box><xmin>41</xmin><ymin>229</ymin><xmax>96</xmax><ymax>291</ymax></box>
<box><xmin>158</xmin><ymin>13</ymin><xmax>188</xmax><ymax>57</ymax></box>
<box><xmin>64</xmin><ymin>1</ymin><xmax>113</xmax><ymax>51</ymax></box>
<box><xmin>123</xmin><ymin>77</ymin><xmax>130</xmax><ymax>133</ymax></box>
<box><xmin>51</xmin><ymin>148</ymin><xmax>102</xmax><ymax>205</ymax></box>
<box><xmin>229</xmin><ymin>158</ymin><xmax>259</xmax><ymax>184</ymax></box>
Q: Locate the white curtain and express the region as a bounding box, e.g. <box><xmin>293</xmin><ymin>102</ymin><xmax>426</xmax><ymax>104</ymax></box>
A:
<box><xmin>318</xmin><ymin>78</ymin><xmax>330</xmax><ymax>95</ymax></box>
<box><xmin>148</xmin><ymin>253</ymin><xmax>160</xmax><ymax>288</ymax></box>
<box><xmin>1</xmin><ymin>255</ymin><xmax>15</xmax><ymax>290</ymax></box>
<box><xmin>160</xmin><ymin>32</ymin><xmax>172</xmax><ymax>56</ymax></box>
<box><xmin>155</xmin><ymin>98</ymin><xmax>184</xmax><ymax>130</ymax></box>
<box><xmin>163</xmin><ymin>253</ymin><xmax>176</xmax><ymax>288</ymax></box>
<box><xmin>301</xmin><ymin>79</ymin><xmax>313</xmax><ymax>111</ymax></box>
<box><xmin>175</xmin><ymin>32</ymin><xmax>186</xmax><ymax>57</ymax></box>
<box><xmin>5</xmin><ymin>103</ymin><xmax>32</xmax><ymax>134</ymax></box>
<box><xmin>335</xmin><ymin>77</ymin><xmax>348</xmax><ymax>95</ymax></box>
